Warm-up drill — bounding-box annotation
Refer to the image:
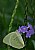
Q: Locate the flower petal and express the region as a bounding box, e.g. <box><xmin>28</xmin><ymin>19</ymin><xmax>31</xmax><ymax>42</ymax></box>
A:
<box><xmin>27</xmin><ymin>23</ymin><xmax>32</xmax><ymax>29</ymax></box>
<box><xmin>26</xmin><ymin>32</ymin><xmax>31</xmax><ymax>38</ymax></box>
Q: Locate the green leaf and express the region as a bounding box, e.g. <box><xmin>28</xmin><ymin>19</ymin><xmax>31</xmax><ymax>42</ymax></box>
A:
<box><xmin>32</xmin><ymin>40</ymin><xmax>35</xmax><ymax>49</ymax></box>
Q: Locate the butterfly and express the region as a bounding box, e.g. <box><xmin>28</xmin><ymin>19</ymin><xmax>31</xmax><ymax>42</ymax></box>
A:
<box><xmin>3</xmin><ymin>30</ymin><xmax>25</xmax><ymax>49</ymax></box>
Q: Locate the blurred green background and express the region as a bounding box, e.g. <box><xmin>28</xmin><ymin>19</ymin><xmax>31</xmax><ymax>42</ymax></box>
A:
<box><xmin>0</xmin><ymin>0</ymin><xmax>35</xmax><ymax>50</ymax></box>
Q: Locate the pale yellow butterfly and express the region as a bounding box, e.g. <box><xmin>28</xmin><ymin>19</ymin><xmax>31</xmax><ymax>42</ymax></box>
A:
<box><xmin>3</xmin><ymin>30</ymin><xmax>25</xmax><ymax>49</ymax></box>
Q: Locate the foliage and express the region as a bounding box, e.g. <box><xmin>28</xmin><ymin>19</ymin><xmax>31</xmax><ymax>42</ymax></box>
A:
<box><xmin>0</xmin><ymin>0</ymin><xmax>35</xmax><ymax>50</ymax></box>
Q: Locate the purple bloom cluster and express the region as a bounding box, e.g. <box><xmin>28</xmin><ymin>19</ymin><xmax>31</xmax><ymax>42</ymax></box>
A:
<box><xmin>18</xmin><ymin>23</ymin><xmax>34</xmax><ymax>38</ymax></box>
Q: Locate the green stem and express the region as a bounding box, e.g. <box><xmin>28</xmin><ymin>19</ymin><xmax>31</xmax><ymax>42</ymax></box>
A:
<box><xmin>7</xmin><ymin>45</ymin><xmax>10</xmax><ymax>50</ymax></box>
<box><xmin>7</xmin><ymin>0</ymin><xmax>19</xmax><ymax>50</ymax></box>
<box><xmin>24</xmin><ymin>0</ymin><xmax>28</xmax><ymax>25</ymax></box>
<box><xmin>24</xmin><ymin>0</ymin><xmax>28</xmax><ymax>50</ymax></box>
<box><xmin>9</xmin><ymin>0</ymin><xmax>19</xmax><ymax>32</ymax></box>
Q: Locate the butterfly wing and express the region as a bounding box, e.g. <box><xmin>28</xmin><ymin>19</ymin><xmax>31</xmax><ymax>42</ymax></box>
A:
<box><xmin>3</xmin><ymin>30</ymin><xmax>25</xmax><ymax>49</ymax></box>
<box><xmin>9</xmin><ymin>30</ymin><xmax>25</xmax><ymax>49</ymax></box>
<box><xmin>3</xmin><ymin>32</ymin><xmax>14</xmax><ymax>45</ymax></box>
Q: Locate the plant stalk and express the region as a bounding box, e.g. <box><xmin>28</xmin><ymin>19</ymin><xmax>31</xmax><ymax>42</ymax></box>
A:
<box><xmin>7</xmin><ymin>0</ymin><xmax>19</xmax><ymax>50</ymax></box>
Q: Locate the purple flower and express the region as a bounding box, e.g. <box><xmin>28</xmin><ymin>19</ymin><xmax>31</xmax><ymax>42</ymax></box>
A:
<box><xmin>26</xmin><ymin>23</ymin><xmax>34</xmax><ymax>38</ymax></box>
<box><xmin>18</xmin><ymin>26</ymin><xmax>22</xmax><ymax>33</ymax></box>
<box><xmin>26</xmin><ymin>32</ymin><xmax>31</xmax><ymax>38</ymax></box>
<box><xmin>18</xmin><ymin>23</ymin><xmax>34</xmax><ymax>38</ymax></box>
<box><xmin>18</xmin><ymin>26</ymin><xmax>27</xmax><ymax>33</ymax></box>
<box><xmin>27</xmin><ymin>23</ymin><xmax>32</xmax><ymax>29</ymax></box>
<box><xmin>26</xmin><ymin>29</ymin><xmax>34</xmax><ymax>38</ymax></box>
